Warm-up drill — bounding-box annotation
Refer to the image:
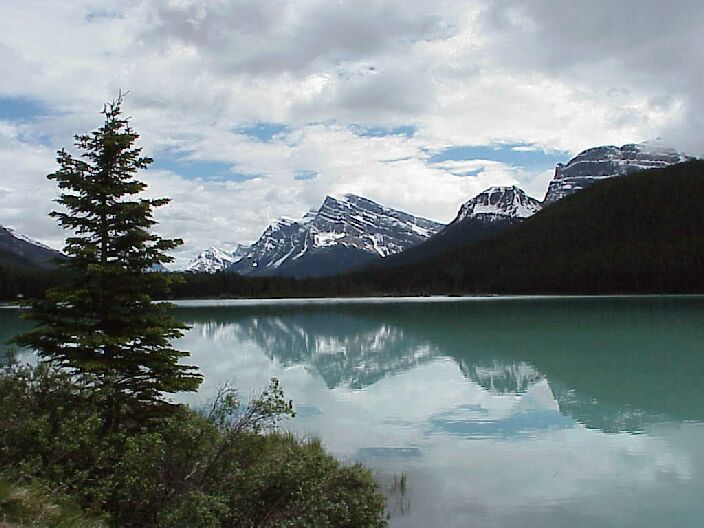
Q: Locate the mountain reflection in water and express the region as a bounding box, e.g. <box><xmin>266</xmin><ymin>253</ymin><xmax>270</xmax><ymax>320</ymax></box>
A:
<box><xmin>175</xmin><ymin>297</ymin><xmax>704</xmax><ymax>435</ymax></box>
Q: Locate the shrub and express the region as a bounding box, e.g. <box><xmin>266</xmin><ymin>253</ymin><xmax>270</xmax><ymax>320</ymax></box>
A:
<box><xmin>0</xmin><ymin>361</ymin><xmax>387</xmax><ymax>527</ymax></box>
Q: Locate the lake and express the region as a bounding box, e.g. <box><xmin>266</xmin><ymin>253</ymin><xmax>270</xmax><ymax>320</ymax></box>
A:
<box><xmin>3</xmin><ymin>296</ymin><xmax>704</xmax><ymax>527</ymax></box>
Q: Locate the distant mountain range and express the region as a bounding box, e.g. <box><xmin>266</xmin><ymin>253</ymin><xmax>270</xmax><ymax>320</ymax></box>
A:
<box><xmin>184</xmin><ymin>245</ymin><xmax>251</xmax><ymax>273</ymax></box>
<box><xmin>2</xmin><ymin>141</ymin><xmax>695</xmax><ymax>283</ymax></box>
<box><xmin>184</xmin><ymin>141</ymin><xmax>692</xmax><ymax>278</ymax></box>
<box><xmin>185</xmin><ymin>194</ymin><xmax>443</xmax><ymax>277</ymax></box>
<box><xmin>374</xmin><ymin>185</ymin><xmax>543</xmax><ymax>269</ymax></box>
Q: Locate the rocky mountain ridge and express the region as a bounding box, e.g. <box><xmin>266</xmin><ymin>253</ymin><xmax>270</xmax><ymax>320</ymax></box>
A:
<box><xmin>228</xmin><ymin>194</ymin><xmax>443</xmax><ymax>277</ymax></box>
<box><xmin>454</xmin><ymin>186</ymin><xmax>542</xmax><ymax>224</ymax></box>
<box><xmin>544</xmin><ymin>141</ymin><xmax>692</xmax><ymax>203</ymax></box>
<box><xmin>183</xmin><ymin>244</ymin><xmax>251</xmax><ymax>273</ymax></box>
<box><xmin>0</xmin><ymin>225</ymin><xmax>63</xmax><ymax>269</ymax></box>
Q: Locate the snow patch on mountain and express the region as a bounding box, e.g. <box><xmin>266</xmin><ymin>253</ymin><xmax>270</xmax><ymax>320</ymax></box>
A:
<box><xmin>0</xmin><ymin>225</ymin><xmax>64</xmax><ymax>269</ymax></box>
<box><xmin>3</xmin><ymin>227</ymin><xmax>58</xmax><ymax>252</ymax></box>
<box><xmin>454</xmin><ymin>186</ymin><xmax>542</xmax><ymax>224</ymax></box>
<box><xmin>184</xmin><ymin>245</ymin><xmax>251</xmax><ymax>273</ymax></box>
<box><xmin>544</xmin><ymin>141</ymin><xmax>693</xmax><ymax>203</ymax></box>
<box><xmin>229</xmin><ymin>193</ymin><xmax>443</xmax><ymax>275</ymax></box>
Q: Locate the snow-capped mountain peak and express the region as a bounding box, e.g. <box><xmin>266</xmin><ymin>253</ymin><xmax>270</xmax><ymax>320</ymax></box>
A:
<box><xmin>454</xmin><ymin>186</ymin><xmax>542</xmax><ymax>223</ymax></box>
<box><xmin>544</xmin><ymin>141</ymin><xmax>693</xmax><ymax>203</ymax></box>
<box><xmin>184</xmin><ymin>245</ymin><xmax>250</xmax><ymax>273</ymax></box>
<box><xmin>228</xmin><ymin>194</ymin><xmax>444</xmax><ymax>277</ymax></box>
<box><xmin>0</xmin><ymin>225</ymin><xmax>64</xmax><ymax>269</ymax></box>
<box><xmin>3</xmin><ymin>227</ymin><xmax>57</xmax><ymax>252</ymax></box>
<box><xmin>308</xmin><ymin>193</ymin><xmax>443</xmax><ymax>257</ymax></box>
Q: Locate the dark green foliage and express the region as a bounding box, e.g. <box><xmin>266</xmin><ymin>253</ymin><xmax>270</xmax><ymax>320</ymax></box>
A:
<box><xmin>14</xmin><ymin>96</ymin><xmax>201</xmax><ymax>419</ymax></box>
<box><xmin>0</xmin><ymin>248</ymin><xmax>41</xmax><ymax>271</ymax></box>
<box><xmin>0</xmin><ymin>478</ymin><xmax>105</xmax><ymax>527</ymax></box>
<box><xmin>0</xmin><ymin>362</ymin><xmax>387</xmax><ymax>528</ymax></box>
<box><xmin>367</xmin><ymin>216</ymin><xmax>518</xmax><ymax>270</ymax></box>
<box><xmin>167</xmin><ymin>270</ymin><xmax>367</xmax><ymax>299</ymax></box>
<box><xmin>0</xmin><ymin>265</ymin><xmax>62</xmax><ymax>301</ymax></box>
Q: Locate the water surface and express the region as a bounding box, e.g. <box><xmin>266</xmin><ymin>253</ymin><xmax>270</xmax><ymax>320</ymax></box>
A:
<box><xmin>3</xmin><ymin>296</ymin><xmax>704</xmax><ymax>527</ymax></box>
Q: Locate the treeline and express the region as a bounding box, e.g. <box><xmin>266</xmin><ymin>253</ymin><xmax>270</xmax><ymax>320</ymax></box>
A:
<box><xmin>0</xmin><ymin>266</ymin><xmax>361</xmax><ymax>302</ymax></box>
<box><xmin>0</xmin><ymin>266</ymin><xmax>62</xmax><ymax>301</ymax></box>
<box><xmin>167</xmin><ymin>271</ymin><xmax>348</xmax><ymax>299</ymax></box>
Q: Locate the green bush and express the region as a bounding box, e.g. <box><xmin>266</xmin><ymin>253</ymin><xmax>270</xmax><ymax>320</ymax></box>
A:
<box><xmin>0</xmin><ymin>362</ymin><xmax>387</xmax><ymax>527</ymax></box>
<box><xmin>0</xmin><ymin>479</ymin><xmax>105</xmax><ymax>527</ymax></box>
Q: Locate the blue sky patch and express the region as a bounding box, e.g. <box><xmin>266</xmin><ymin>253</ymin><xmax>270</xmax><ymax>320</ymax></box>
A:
<box><xmin>429</xmin><ymin>144</ymin><xmax>569</xmax><ymax>172</ymax></box>
<box><xmin>449</xmin><ymin>168</ymin><xmax>482</xmax><ymax>178</ymax></box>
<box><xmin>236</xmin><ymin>122</ymin><xmax>289</xmax><ymax>142</ymax></box>
<box><xmin>85</xmin><ymin>8</ymin><xmax>123</xmax><ymax>22</ymax></box>
<box><xmin>428</xmin><ymin>408</ymin><xmax>575</xmax><ymax>439</ymax></box>
<box><xmin>151</xmin><ymin>157</ymin><xmax>258</xmax><ymax>182</ymax></box>
<box><xmin>0</xmin><ymin>96</ymin><xmax>50</xmax><ymax>121</ymax></box>
<box><xmin>351</xmin><ymin>124</ymin><xmax>416</xmax><ymax>138</ymax></box>
<box><xmin>294</xmin><ymin>170</ymin><xmax>318</xmax><ymax>181</ymax></box>
<box><xmin>356</xmin><ymin>447</ymin><xmax>421</xmax><ymax>459</ymax></box>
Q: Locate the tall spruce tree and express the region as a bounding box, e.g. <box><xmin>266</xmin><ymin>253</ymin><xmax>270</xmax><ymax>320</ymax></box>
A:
<box><xmin>16</xmin><ymin>95</ymin><xmax>201</xmax><ymax>422</ymax></box>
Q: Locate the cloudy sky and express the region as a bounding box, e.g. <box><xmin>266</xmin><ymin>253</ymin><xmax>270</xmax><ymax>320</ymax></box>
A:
<box><xmin>1</xmin><ymin>0</ymin><xmax>703</xmax><ymax>267</ymax></box>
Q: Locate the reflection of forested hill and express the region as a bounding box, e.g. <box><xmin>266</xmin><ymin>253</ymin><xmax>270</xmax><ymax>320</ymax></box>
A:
<box><xmin>380</xmin><ymin>298</ymin><xmax>704</xmax><ymax>432</ymax></box>
<box><xmin>178</xmin><ymin>297</ymin><xmax>704</xmax><ymax>432</ymax></box>
<box><xmin>5</xmin><ymin>298</ymin><xmax>703</xmax><ymax>433</ymax></box>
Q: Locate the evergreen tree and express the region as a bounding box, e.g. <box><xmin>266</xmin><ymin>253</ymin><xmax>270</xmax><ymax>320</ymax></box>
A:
<box><xmin>15</xmin><ymin>95</ymin><xmax>201</xmax><ymax>423</ymax></box>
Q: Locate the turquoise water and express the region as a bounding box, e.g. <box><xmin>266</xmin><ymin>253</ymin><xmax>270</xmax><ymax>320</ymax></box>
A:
<box><xmin>3</xmin><ymin>296</ymin><xmax>704</xmax><ymax>527</ymax></box>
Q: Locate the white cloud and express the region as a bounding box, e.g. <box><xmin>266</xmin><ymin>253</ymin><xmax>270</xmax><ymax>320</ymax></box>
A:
<box><xmin>0</xmin><ymin>122</ymin><xmax>64</xmax><ymax>248</ymax></box>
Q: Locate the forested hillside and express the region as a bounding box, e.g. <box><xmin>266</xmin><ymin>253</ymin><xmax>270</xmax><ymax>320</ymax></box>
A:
<box><xmin>355</xmin><ymin>161</ymin><xmax>704</xmax><ymax>294</ymax></box>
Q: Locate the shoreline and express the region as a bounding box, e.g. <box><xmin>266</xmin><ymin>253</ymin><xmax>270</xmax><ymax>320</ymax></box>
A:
<box><xmin>4</xmin><ymin>293</ymin><xmax>704</xmax><ymax>310</ymax></box>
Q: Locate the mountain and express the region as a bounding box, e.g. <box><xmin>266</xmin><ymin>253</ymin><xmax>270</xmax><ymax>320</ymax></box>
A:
<box><xmin>544</xmin><ymin>141</ymin><xmax>693</xmax><ymax>203</ymax></box>
<box><xmin>229</xmin><ymin>218</ymin><xmax>310</xmax><ymax>274</ymax></box>
<box><xmin>183</xmin><ymin>245</ymin><xmax>251</xmax><ymax>273</ymax></box>
<box><xmin>454</xmin><ymin>185</ymin><xmax>542</xmax><ymax>222</ymax></box>
<box><xmin>0</xmin><ymin>226</ymin><xmax>63</xmax><ymax>270</ymax></box>
<box><xmin>228</xmin><ymin>194</ymin><xmax>443</xmax><ymax>278</ymax></box>
<box><xmin>353</xmin><ymin>160</ymin><xmax>704</xmax><ymax>294</ymax></box>
<box><xmin>371</xmin><ymin>186</ymin><xmax>542</xmax><ymax>269</ymax></box>
<box><xmin>148</xmin><ymin>263</ymin><xmax>169</xmax><ymax>273</ymax></box>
